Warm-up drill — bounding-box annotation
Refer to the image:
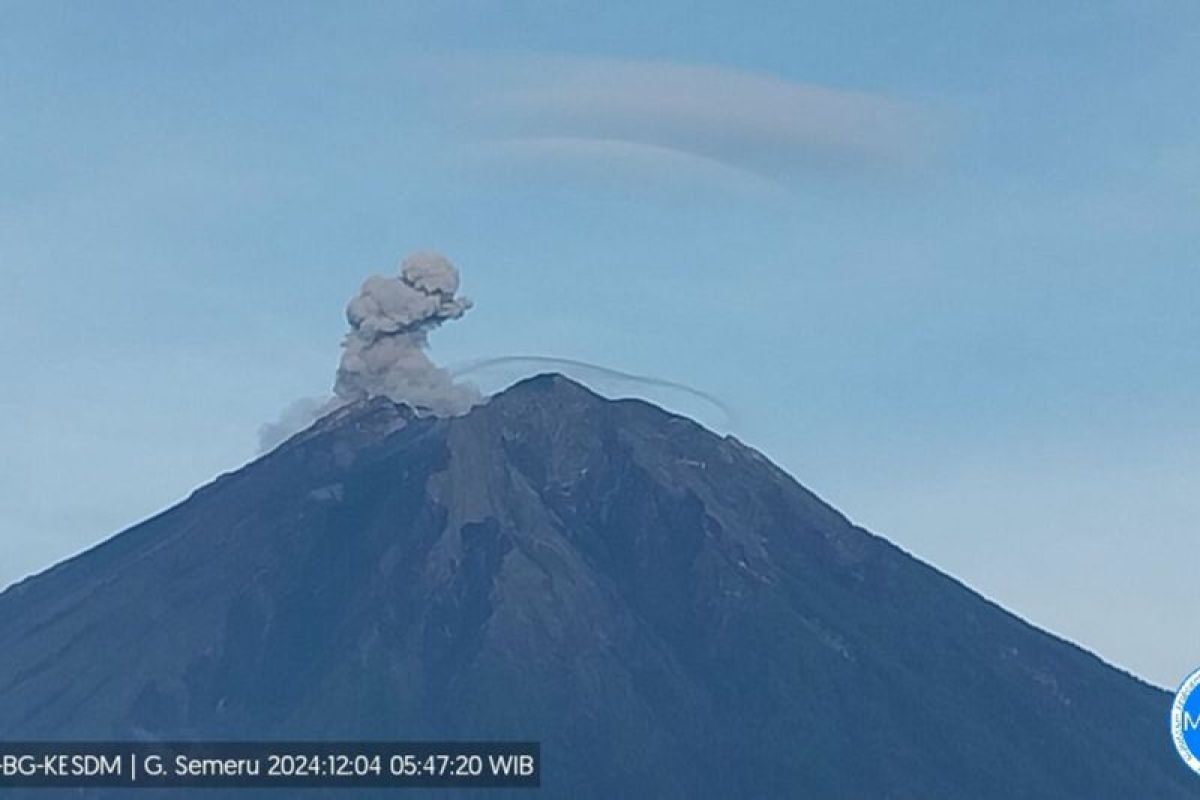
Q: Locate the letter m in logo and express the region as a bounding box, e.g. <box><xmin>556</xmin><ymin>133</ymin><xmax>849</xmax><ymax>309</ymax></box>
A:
<box><xmin>1185</xmin><ymin>712</ymin><xmax>1200</xmax><ymax>732</ymax></box>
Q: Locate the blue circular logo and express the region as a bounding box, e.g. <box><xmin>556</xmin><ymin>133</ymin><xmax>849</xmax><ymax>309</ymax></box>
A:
<box><xmin>1171</xmin><ymin>667</ymin><xmax>1200</xmax><ymax>775</ymax></box>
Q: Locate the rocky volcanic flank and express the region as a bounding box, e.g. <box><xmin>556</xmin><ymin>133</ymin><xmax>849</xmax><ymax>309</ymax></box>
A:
<box><xmin>0</xmin><ymin>375</ymin><xmax>1189</xmax><ymax>798</ymax></box>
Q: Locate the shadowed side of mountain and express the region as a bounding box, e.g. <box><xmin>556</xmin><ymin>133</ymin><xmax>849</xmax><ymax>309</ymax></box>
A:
<box><xmin>0</xmin><ymin>374</ymin><xmax>1190</xmax><ymax>798</ymax></box>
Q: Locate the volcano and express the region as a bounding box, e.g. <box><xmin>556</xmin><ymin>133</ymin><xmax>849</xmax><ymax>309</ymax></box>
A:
<box><xmin>0</xmin><ymin>375</ymin><xmax>1188</xmax><ymax>797</ymax></box>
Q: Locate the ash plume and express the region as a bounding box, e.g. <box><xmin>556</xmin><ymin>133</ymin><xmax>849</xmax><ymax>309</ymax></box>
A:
<box><xmin>258</xmin><ymin>251</ymin><xmax>480</xmax><ymax>451</ymax></box>
<box><xmin>333</xmin><ymin>251</ymin><xmax>480</xmax><ymax>413</ymax></box>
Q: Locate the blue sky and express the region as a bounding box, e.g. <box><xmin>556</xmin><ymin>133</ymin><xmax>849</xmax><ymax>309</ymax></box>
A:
<box><xmin>1</xmin><ymin>1</ymin><xmax>1197</xmax><ymax>686</ymax></box>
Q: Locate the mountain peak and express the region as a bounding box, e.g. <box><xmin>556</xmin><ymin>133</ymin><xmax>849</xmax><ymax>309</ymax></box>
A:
<box><xmin>484</xmin><ymin>371</ymin><xmax>606</xmax><ymax>410</ymax></box>
<box><xmin>498</xmin><ymin>370</ymin><xmax>594</xmax><ymax>393</ymax></box>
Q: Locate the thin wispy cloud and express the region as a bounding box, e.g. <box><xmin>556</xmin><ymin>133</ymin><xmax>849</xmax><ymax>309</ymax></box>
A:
<box><xmin>477</xmin><ymin>135</ymin><xmax>788</xmax><ymax>197</ymax></box>
<box><xmin>433</xmin><ymin>53</ymin><xmax>936</xmax><ymax>187</ymax></box>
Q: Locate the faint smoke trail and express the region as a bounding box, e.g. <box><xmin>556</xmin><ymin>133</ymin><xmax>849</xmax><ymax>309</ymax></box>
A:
<box><xmin>449</xmin><ymin>355</ymin><xmax>735</xmax><ymax>427</ymax></box>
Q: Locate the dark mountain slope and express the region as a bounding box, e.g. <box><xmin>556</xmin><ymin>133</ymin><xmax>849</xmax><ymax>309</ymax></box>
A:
<box><xmin>0</xmin><ymin>375</ymin><xmax>1189</xmax><ymax>798</ymax></box>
